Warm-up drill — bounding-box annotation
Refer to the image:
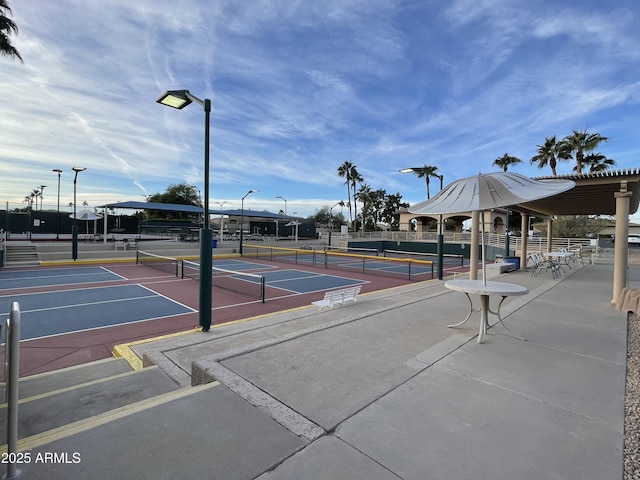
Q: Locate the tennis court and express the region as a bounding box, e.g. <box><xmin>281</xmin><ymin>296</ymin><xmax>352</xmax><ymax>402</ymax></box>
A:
<box><xmin>0</xmin><ymin>266</ymin><xmax>124</xmax><ymax>290</ymax></box>
<box><xmin>0</xmin><ymin>250</ymin><xmax>439</xmax><ymax>377</ymax></box>
<box><xmin>0</xmin><ymin>284</ymin><xmax>195</xmax><ymax>341</ymax></box>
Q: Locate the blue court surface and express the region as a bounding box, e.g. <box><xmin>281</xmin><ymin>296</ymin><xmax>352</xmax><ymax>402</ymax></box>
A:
<box><xmin>0</xmin><ymin>267</ymin><xmax>124</xmax><ymax>290</ymax></box>
<box><xmin>0</xmin><ymin>284</ymin><xmax>195</xmax><ymax>341</ymax></box>
<box><xmin>258</xmin><ymin>269</ymin><xmax>366</xmax><ymax>294</ymax></box>
<box><xmin>212</xmin><ymin>258</ymin><xmax>276</xmax><ymax>272</ymax></box>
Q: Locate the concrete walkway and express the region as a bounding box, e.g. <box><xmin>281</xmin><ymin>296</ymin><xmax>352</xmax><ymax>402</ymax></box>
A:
<box><xmin>16</xmin><ymin>260</ymin><xmax>628</xmax><ymax>479</ymax></box>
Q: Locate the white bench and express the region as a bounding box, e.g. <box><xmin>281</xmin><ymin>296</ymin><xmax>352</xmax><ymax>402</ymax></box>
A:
<box><xmin>312</xmin><ymin>285</ymin><xmax>362</xmax><ymax>310</ymax></box>
<box><xmin>487</xmin><ymin>262</ymin><xmax>516</xmax><ymax>274</ymax></box>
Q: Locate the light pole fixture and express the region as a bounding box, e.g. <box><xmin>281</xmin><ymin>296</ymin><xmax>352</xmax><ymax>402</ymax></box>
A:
<box><xmin>240</xmin><ymin>190</ymin><xmax>258</xmax><ymax>255</ymax></box>
<box><xmin>39</xmin><ymin>185</ymin><xmax>47</xmax><ymax>211</ymax></box>
<box><xmin>401</xmin><ymin>168</ymin><xmax>445</xmax><ymax>279</ymax></box>
<box><xmin>157</xmin><ymin>89</ymin><xmax>213</xmax><ymax>331</ymax></box>
<box><xmin>216</xmin><ymin>201</ymin><xmax>227</xmax><ymax>239</ymax></box>
<box><xmin>275</xmin><ymin>195</ymin><xmax>287</xmax><ymax>215</ymax></box>
<box><xmin>329</xmin><ymin>200</ymin><xmax>344</xmax><ymax>247</ymax></box>
<box><xmin>71</xmin><ymin>167</ymin><xmax>86</xmax><ymax>260</ymax></box>
<box><xmin>53</xmin><ymin>169</ymin><xmax>62</xmax><ymax>239</ymax></box>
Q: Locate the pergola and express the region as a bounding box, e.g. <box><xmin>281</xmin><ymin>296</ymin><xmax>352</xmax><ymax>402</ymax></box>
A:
<box><xmin>402</xmin><ymin>168</ymin><xmax>640</xmax><ymax>304</ymax></box>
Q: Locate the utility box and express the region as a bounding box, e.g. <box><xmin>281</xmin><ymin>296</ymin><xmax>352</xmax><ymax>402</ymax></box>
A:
<box><xmin>505</xmin><ymin>256</ymin><xmax>520</xmax><ymax>270</ymax></box>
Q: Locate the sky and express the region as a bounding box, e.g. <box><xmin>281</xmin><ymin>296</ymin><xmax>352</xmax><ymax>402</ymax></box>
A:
<box><xmin>2</xmin><ymin>0</ymin><xmax>640</xmax><ymax>220</ymax></box>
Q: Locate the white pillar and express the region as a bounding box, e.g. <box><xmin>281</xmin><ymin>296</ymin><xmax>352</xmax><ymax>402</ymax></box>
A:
<box><xmin>612</xmin><ymin>182</ymin><xmax>632</xmax><ymax>304</ymax></box>
<box><xmin>520</xmin><ymin>213</ymin><xmax>529</xmax><ymax>270</ymax></box>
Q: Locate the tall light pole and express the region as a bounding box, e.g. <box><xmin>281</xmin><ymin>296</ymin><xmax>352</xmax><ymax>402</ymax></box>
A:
<box><xmin>53</xmin><ymin>169</ymin><xmax>62</xmax><ymax>239</ymax></box>
<box><xmin>72</xmin><ymin>167</ymin><xmax>86</xmax><ymax>260</ymax></box>
<box><xmin>157</xmin><ymin>89</ymin><xmax>213</xmax><ymax>332</ymax></box>
<box><xmin>240</xmin><ymin>190</ymin><xmax>257</xmax><ymax>255</ymax></box>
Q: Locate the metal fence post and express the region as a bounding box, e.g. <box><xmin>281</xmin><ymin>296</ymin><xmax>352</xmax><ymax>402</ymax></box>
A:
<box><xmin>5</xmin><ymin>302</ymin><xmax>21</xmax><ymax>479</ymax></box>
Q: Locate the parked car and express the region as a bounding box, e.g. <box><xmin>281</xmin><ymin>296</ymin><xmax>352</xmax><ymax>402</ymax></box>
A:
<box><xmin>612</xmin><ymin>234</ymin><xmax>640</xmax><ymax>245</ymax></box>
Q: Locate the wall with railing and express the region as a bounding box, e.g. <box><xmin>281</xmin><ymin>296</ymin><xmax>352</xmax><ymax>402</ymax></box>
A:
<box><xmin>347</xmin><ymin>230</ymin><xmax>593</xmax><ymax>256</ymax></box>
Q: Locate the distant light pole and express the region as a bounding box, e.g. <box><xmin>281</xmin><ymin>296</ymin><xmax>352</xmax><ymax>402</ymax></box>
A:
<box><xmin>71</xmin><ymin>167</ymin><xmax>86</xmax><ymax>260</ymax></box>
<box><xmin>240</xmin><ymin>190</ymin><xmax>258</xmax><ymax>255</ymax></box>
<box><xmin>39</xmin><ymin>185</ymin><xmax>46</xmax><ymax>211</ymax></box>
<box><xmin>275</xmin><ymin>195</ymin><xmax>287</xmax><ymax>215</ymax></box>
<box><xmin>157</xmin><ymin>89</ymin><xmax>213</xmax><ymax>332</ymax></box>
<box><xmin>329</xmin><ymin>201</ymin><xmax>344</xmax><ymax>247</ymax></box>
<box><xmin>53</xmin><ymin>169</ymin><xmax>62</xmax><ymax>239</ymax></box>
<box><xmin>216</xmin><ymin>201</ymin><xmax>226</xmax><ymax>240</ymax></box>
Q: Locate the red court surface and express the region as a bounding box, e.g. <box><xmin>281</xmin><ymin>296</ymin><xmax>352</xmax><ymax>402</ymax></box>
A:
<box><xmin>0</xmin><ymin>257</ymin><xmax>467</xmax><ymax>378</ymax></box>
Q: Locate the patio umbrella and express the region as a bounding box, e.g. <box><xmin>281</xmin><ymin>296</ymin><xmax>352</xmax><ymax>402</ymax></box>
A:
<box><xmin>408</xmin><ymin>172</ymin><xmax>575</xmax><ymax>284</ymax></box>
<box><xmin>70</xmin><ymin>210</ymin><xmax>103</xmax><ymax>234</ymax></box>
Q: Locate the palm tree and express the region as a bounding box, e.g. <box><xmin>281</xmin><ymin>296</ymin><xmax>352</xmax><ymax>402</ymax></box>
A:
<box><xmin>355</xmin><ymin>184</ymin><xmax>373</xmax><ymax>232</ymax></box>
<box><xmin>0</xmin><ymin>1</ymin><xmax>23</xmax><ymax>63</ymax></box>
<box><xmin>337</xmin><ymin>161</ymin><xmax>362</xmax><ymax>230</ymax></box>
<box><xmin>350</xmin><ymin>168</ymin><xmax>363</xmax><ymax>231</ymax></box>
<box><xmin>580</xmin><ymin>152</ymin><xmax>616</xmax><ymax>173</ymax></box>
<box><xmin>337</xmin><ymin>161</ymin><xmax>355</xmax><ymax>225</ymax></box>
<box><xmin>408</xmin><ymin>165</ymin><xmax>442</xmax><ymax>199</ymax></box>
<box><xmin>492</xmin><ymin>153</ymin><xmax>522</xmax><ymax>172</ymax></box>
<box><xmin>530</xmin><ymin>136</ymin><xmax>571</xmax><ymax>176</ymax></box>
<box><xmin>561</xmin><ymin>129</ymin><xmax>609</xmax><ymax>174</ymax></box>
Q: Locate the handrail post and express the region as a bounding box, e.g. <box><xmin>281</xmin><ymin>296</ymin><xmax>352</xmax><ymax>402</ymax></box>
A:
<box><xmin>4</xmin><ymin>302</ymin><xmax>21</xmax><ymax>479</ymax></box>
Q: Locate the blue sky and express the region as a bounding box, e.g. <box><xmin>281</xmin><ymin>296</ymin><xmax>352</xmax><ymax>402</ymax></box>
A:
<box><xmin>2</xmin><ymin>0</ymin><xmax>639</xmax><ymax>220</ymax></box>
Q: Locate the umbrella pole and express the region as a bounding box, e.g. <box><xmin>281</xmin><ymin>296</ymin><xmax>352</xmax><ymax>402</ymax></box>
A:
<box><xmin>481</xmin><ymin>210</ymin><xmax>487</xmax><ymax>285</ymax></box>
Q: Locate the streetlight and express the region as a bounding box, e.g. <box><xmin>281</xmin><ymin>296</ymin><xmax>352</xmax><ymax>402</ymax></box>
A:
<box><xmin>240</xmin><ymin>190</ymin><xmax>258</xmax><ymax>255</ymax></box>
<box><xmin>157</xmin><ymin>89</ymin><xmax>213</xmax><ymax>332</ymax></box>
<box><xmin>401</xmin><ymin>168</ymin><xmax>445</xmax><ymax>280</ymax></box>
<box><xmin>71</xmin><ymin>167</ymin><xmax>86</xmax><ymax>260</ymax></box>
<box><xmin>275</xmin><ymin>195</ymin><xmax>287</xmax><ymax>215</ymax></box>
<box><xmin>329</xmin><ymin>201</ymin><xmax>344</xmax><ymax>247</ymax></box>
<box><xmin>39</xmin><ymin>185</ymin><xmax>47</xmax><ymax>211</ymax></box>
<box><xmin>216</xmin><ymin>201</ymin><xmax>226</xmax><ymax>240</ymax></box>
<box><xmin>52</xmin><ymin>169</ymin><xmax>62</xmax><ymax>239</ymax></box>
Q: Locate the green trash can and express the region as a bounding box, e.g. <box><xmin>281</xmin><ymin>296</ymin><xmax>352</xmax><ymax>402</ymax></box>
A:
<box><xmin>505</xmin><ymin>256</ymin><xmax>520</xmax><ymax>270</ymax></box>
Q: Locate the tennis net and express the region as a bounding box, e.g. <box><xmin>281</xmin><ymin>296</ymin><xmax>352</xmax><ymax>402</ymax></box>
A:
<box><xmin>383</xmin><ymin>249</ymin><xmax>465</xmax><ymax>266</ymax></box>
<box><xmin>136</xmin><ymin>250</ymin><xmax>180</xmax><ymax>277</ymax></box>
<box><xmin>243</xmin><ymin>244</ymin><xmax>434</xmax><ymax>281</ymax></box>
<box><xmin>181</xmin><ymin>260</ymin><xmax>265</xmax><ymax>302</ymax></box>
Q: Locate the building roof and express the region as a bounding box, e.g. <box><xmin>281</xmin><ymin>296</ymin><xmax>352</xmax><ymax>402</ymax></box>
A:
<box><xmin>100</xmin><ymin>201</ymin><xmax>294</xmax><ymax>220</ymax></box>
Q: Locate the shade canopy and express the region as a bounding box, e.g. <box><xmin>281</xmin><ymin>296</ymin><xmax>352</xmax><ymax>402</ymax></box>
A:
<box><xmin>409</xmin><ymin>172</ymin><xmax>575</xmax><ymax>215</ymax></box>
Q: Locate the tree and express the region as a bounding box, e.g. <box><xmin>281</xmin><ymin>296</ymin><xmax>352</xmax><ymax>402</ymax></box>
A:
<box><xmin>0</xmin><ymin>1</ymin><xmax>23</xmax><ymax>63</ymax></box>
<box><xmin>406</xmin><ymin>165</ymin><xmax>442</xmax><ymax>199</ymax></box>
<box><xmin>355</xmin><ymin>184</ymin><xmax>373</xmax><ymax>231</ymax></box>
<box><xmin>148</xmin><ymin>183</ymin><xmax>201</xmax><ymax>206</ymax></box>
<box><xmin>380</xmin><ymin>192</ymin><xmax>409</xmax><ymax>230</ymax></box>
<box><xmin>536</xmin><ymin>215</ymin><xmax>610</xmax><ymax>238</ymax></box>
<box><xmin>581</xmin><ymin>152</ymin><xmax>616</xmax><ymax>173</ymax></box>
<box><xmin>561</xmin><ymin>129</ymin><xmax>608</xmax><ymax>174</ymax></box>
<box><xmin>492</xmin><ymin>153</ymin><xmax>522</xmax><ymax>172</ymax></box>
<box><xmin>337</xmin><ymin>161</ymin><xmax>361</xmax><ymax>230</ymax></box>
<box><xmin>530</xmin><ymin>136</ymin><xmax>571</xmax><ymax>176</ymax></box>
<box><xmin>147</xmin><ymin>183</ymin><xmax>201</xmax><ymax>221</ymax></box>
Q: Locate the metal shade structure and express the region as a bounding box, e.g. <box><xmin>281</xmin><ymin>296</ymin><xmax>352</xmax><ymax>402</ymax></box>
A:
<box><xmin>409</xmin><ymin>172</ymin><xmax>575</xmax><ymax>284</ymax></box>
<box><xmin>69</xmin><ymin>211</ymin><xmax>103</xmax><ymax>221</ymax></box>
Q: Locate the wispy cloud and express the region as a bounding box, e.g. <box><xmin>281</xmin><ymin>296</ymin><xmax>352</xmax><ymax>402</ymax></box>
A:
<box><xmin>1</xmin><ymin>0</ymin><xmax>639</xmax><ymax>215</ymax></box>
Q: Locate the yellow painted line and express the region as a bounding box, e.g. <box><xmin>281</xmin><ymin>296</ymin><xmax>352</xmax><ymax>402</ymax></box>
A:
<box><xmin>40</xmin><ymin>258</ymin><xmax>136</xmax><ymax>266</ymax></box>
<box><xmin>113</xmin><ymin>328</ymin><xmax>200</xmax><ymax>370</ymax></box>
